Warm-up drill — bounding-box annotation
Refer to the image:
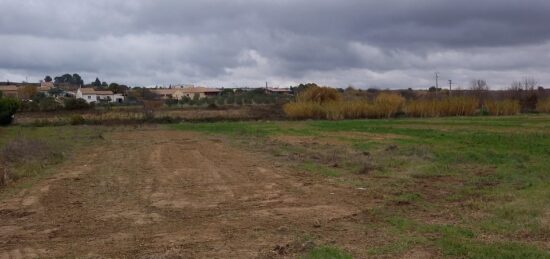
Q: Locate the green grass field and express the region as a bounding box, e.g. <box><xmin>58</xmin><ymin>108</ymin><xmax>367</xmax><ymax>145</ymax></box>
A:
<box><xmin>1</xmin><ymin>115</ymin><xmax>549</xmax><ymax>258</ymax></box>
<box><xmin>172</xmin><ymin>115</ymin><xmax>550</xmax><ymax>258</ymax></box>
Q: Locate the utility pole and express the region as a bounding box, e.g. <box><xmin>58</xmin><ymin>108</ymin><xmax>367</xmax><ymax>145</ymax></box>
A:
<box><xmin>448</xmin><ymin>80</ymin><xmax>453</xmax><ymax>96</ymax></box>
<box><xmin>435</xmin><ymin>72</ymin><xmax>439</xmax><ymax>98</ymax></box>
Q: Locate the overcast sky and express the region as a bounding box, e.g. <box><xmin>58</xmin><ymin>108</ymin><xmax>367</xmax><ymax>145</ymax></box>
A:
<box><xmin>1</xmin><ymin>0</ymin><xmax>549</xmax><ymax>89</ymax></box>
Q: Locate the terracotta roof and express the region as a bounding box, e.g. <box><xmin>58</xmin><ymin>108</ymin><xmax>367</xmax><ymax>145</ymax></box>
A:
<box><xmin>151</xmin><ymin>87</ymin><xmax>221</xmax><ymax>95</ymax></box>
<box><xmin>41</xmin><ymin>81</ymin><xmax>54</xmax><ymax>88</ymax></box>
<box><xmin>150</xmin><ymin>89</ymin><xmax>177</xmax><ymax>95</ymax></box>
<box><xmin>0</xmin><ymin>85</ymin><xmax>19</xmax><ymax>91</ymax></box>
<box><xmin>179</xmin><ymin>87</ymin><xmax>222</xmax><ymax>93</ymax></box>
<box><xmin>79</xmin><ymin>88</ymin><xmax>114</xmax><ymax>95</ymax></box>
<box><xmin>267</xmin><ymin>88</ymin><xmax>291</xmax><ymax>92</ymax></box>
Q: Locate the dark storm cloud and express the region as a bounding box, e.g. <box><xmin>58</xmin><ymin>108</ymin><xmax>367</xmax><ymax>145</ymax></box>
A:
<box><xmin>1</xmin><ymin>0</ymin><xmax>550</xmax><ymax>88</ymax></box>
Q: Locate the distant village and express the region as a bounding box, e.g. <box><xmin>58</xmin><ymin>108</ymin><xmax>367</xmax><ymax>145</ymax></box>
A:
<box><xmin>0</xmin><ymin>74</ymin><xmax>293</xmax><ymax>105</ymax></box>
<box><xmin>2</xmin><ymin>74</ymin><xmax>548</xmax><ymax>115</ymax></box>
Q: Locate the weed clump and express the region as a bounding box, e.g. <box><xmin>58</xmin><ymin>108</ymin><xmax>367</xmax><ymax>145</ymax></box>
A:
<box><xmin>1</xmin><ymin>138</ymin><xmax>51</xmax><ymax>163</ymax></box>
<box><xmin>0</xmin><ymin>138</ymin><xmax>60</xmax><ymax>185</ymax></box>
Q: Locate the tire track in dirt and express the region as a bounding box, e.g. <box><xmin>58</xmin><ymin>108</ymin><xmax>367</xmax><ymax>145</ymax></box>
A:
<box><xmin>0</xmin><ymin>129</ymin><xmax>370</xmax><ymax>258</ymax></box>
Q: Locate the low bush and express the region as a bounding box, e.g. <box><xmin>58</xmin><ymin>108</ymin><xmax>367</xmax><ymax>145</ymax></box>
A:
<box><xmin>372</xmin><ymin>92</ymin><xmax>405</xmax><ymax>118</ymax></box>
<box><xmin>69</xmin><ymin>115</ymin><xmax>86</xmax><ymax>125</ymax></box>
<box><xmin>64</xmin><ymin>98</ymin><xmax>90</xmax><ymax>110</ymax></box>
<box><xmin>39</xmin><ymin>97</ymin><xmax>62</xmax><ymax>112</ymax></box>
<box><xmin>536</xmin><ymin>97</ymin><xmax>550</xmax><ymax>113</ymax></box>
<box><xmin>20</xmin><ymin>101</ymin><xmax>39</xmax><ymax>112</ymax></box>
<box><xmin>485</xmin><ymin>100</ymin><xmax>521</xmax><ymax>116</ymax></box>
<box><xmin>296</xmin><ymin>86</ymin><xmax>342</xmax><ymax>104</ymax></box>
<box><xmin>235</xmin><ymin>96</ymin><xmax>243</xmax><ymax>106</ymax></box>
<box><xmin>0</xmin><ymin>97</ymin><xmax>20</xmax><ymax>126</ymax></box>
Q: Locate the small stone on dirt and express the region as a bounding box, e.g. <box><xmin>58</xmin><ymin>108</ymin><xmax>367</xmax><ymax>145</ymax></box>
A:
<box><xmin>301</xmin><ymin>240</ymin><xmax>315</xmax><ymax>251</ymax></box>
<box><xmin>277</xmin><ymin>226</ymin><xmax>288</xmax><ymax>233</ymax></box>
<box><xmin>313</xmin><ymin>219</ymin><xmax>322</xmax><ymax>228</ymax></box>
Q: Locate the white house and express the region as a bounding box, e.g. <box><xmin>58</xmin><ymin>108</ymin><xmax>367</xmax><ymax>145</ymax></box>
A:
<box><xmin>76</xmin><ymin>87</ymin><xmax>124</xmax><ymax>104</ymax></box>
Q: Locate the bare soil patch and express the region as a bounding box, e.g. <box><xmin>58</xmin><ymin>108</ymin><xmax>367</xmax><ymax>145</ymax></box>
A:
<box><xmin>0</xmin><ymin>129</ymin><xmax>373</xmax><ymax>258</ymax></box>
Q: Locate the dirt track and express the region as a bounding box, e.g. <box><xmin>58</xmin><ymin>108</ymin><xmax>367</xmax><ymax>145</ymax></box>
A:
<box><xmin>0</xmin><ymin>129</ymin><xmax>370</xmax><ymax>258</ymax></box>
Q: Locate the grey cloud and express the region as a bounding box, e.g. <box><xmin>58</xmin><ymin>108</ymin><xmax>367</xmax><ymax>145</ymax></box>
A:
<box><xmin>1</xmin><ymin>0</ymin><xmax>550</xmax><ymax>88</ymax></box>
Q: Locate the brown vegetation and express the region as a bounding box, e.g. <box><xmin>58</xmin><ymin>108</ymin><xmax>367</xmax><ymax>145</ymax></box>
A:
<box><xmin>284</xmin><ymin>86</ymin><xmax>406</xmax><ymax>120</ymax></box>
<box><xmin>485</xmin><ymin>100</ymin><xmax>521</xmax><ymax>116</ymax></box>
<box><xmin>536</xmin><ymin>97</ymin><xmax>550</xmax><ymax>113</ymax></box>
<box><xmin>405</xmin><ymin>96</ymin><xmax>479</xmax><ymax>117</ymax></box>
<box><xmin>284</xmin><ymin>84</ymin><xmax>550</xmax><ymax>120</ymax></box>
<box><xmin>295</xmin><ymin>86</ymin><xmax>341</xmax><ymax>104</ymax></box>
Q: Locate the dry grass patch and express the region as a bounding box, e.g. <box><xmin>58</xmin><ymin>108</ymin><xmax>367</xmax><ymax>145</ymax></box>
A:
<box><xmin>405</xmin><ymin>96</ymin><xmax>479</xmax><ymax>117</ymax></box>
<box><xmin>284</xmin><ymin>92</ymin><xmax>405</xmax><ymax>120</ymax></box>
<box><xmin>485</xmin><ymin>100</ymin><xmax>521</xmax><ymax>116</ymax></box>
<box><xmin>536</xmin><ymin>97</ymin><xmax>550</xmax><ymax>113</ymax></box>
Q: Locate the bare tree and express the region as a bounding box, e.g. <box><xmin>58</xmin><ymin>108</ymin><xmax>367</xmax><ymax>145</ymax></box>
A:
<box><xmin>510</xmin><ymin>81</ymin><xmax>523</xmax><ymax>91</ymax></box>
<box><xmin>470</xmin><ymin>79</ymin><xmax>490</xmax><ymax>104</ymax></box>
<box><xmin>470</xmin><ymin>79</ymin><xmax>489</xmax><ymax>92</ymax></box>
<box><xmin>522</xmin><ymin>77</ymin><xmax>538</xmax><ymax>91</ymax></box>
<box><xmin>508</xmin><ymin>78</ymin><xmax>540</xmax><ymax>111</ymax></box>
<box><xmin>508</xmin><ymin>81</ymin><xmax>523</xmax><ymax>100</ymax></box>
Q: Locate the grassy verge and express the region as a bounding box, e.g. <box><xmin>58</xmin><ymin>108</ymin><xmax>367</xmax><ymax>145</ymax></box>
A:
<box><xmin>171</xmin><ymin>115</ymin><xmax>550</xmax><ymax>258</ymax></box>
